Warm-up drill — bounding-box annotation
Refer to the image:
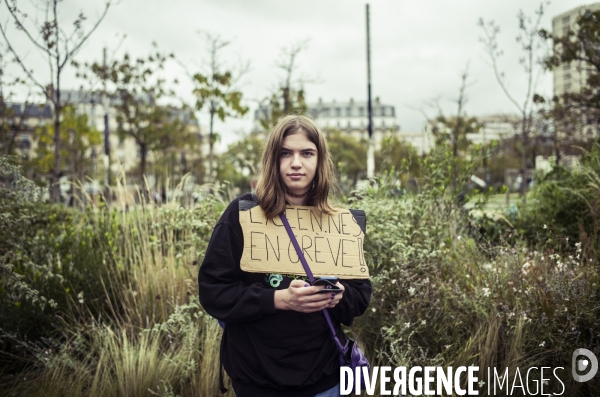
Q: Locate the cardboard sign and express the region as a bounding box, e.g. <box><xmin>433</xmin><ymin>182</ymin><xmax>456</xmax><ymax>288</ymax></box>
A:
<box><xmin>239</xmin><ymin>205</ymin><xmax>369</xmax><ymax>279</ymax></box>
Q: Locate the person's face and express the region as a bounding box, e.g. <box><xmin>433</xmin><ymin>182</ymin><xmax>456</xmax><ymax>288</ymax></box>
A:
<box><xmin>279</xmin><ymin>132</ymin><xmax>318</xmax><ymax>195</ymax></box>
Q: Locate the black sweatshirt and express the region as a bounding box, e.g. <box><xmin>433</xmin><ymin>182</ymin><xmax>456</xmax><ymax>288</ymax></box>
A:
<box><xmin>198</xmin><ymin>193</ymin><xmax>372</xmax><ymax>397</ymax></box>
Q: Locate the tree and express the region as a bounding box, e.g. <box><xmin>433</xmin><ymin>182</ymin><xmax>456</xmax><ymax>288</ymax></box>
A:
<box><xmin>215</xmin><ymin>134</ymin><xmax>264</xmax><ymax>191</ymax></box>
<box><xmin>258</xmin><ymin>40</ymin><xmax>311</xmax><ymax>130</ymax></box>
<box><xmin>0</xmin><ymin>0</ymin><xmax>114</xmax><ymax>202</ymax></box>
<box><xmin>428</xmin><ymin>64</ymin><xmax>481</xmax><ymax>189</ymax></box>
<box><xmin>375</xmin><ymin>135</ymin><xmax>421</xmax><ymax>182</ymax></box>
<box><xmin>538</xmin><ymin>9</ymin><xmax>600</xmax><ymax>161</ymax></box>
<box><xmin>479</xmin><ymin>2</ymin><xmax>548</xmax><ymax>202</ymax></box>
<box><xmin>29</xmin><ymin>105</ymin><xmax>101</xmax><ymax>200</ymax></box>
<box><xmin>188</xmin><ymin>32</ymin><xmax>249</xmax><ymax>181</ymax></box>
<box><xmin>91</xmin><ymin>47</ymin><xmax>192</xmax><ymax>186</ymax></box>
<box><xmin>410</xmin><ymin>64</ymin><xmax>481</xmax><ymax>190</ymax></box>
<box><xmin>0</xmin><ymin>44</ymin><xmax>26</xmax><ymax>156</ymax></box>
<box><xmin>326</xmin><ymin>130</ymin><xmax>366</xmax><ymax>191</ymax></box>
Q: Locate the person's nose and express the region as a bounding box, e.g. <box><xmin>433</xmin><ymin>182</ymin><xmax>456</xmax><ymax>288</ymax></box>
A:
<box><xmin>291</xmin><ymin>153</ymin><xmax>302</xmax><ymax>169</ymax></box>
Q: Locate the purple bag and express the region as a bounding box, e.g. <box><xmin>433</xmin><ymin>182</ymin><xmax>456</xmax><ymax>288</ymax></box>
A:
<box><xmin>280</xmin><ymin>213</ymin><xmax>371</xmax><ymax>391</ymax></box>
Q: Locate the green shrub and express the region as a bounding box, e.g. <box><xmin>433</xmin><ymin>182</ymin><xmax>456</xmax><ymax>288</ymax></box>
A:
<box><xmin>349</xmin><ymin>146</ymin><xmax>600</xmax><ymax>395</ymax></box>
<box><xmin>515</xmin><ymin>143</ymin><xmax>600</xmax><ymax>258</ymax></box>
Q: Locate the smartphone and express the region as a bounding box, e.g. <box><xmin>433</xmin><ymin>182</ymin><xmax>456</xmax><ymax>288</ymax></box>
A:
<box><xmin>311</xmin><ymin>276</ymin><xmax>343</xmax><ymax>294</ymax></box>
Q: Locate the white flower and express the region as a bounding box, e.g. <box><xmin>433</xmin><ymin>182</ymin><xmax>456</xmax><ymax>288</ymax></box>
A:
<box><xmin>404</xmin><ymin>322</ymin><xmax>411</xmax><ymax>329</ymax></box>
<box><xmin>391</xmin><ymin>279</ymin><xmax>396</xmax><ymax>284</ymax></box>
<box><xmin>543</xmin><ymin>224</ymin><xmax>547</xmax><ymax>229</ymax></box>
<box><xmin>408</xmin><ymin>287</ymin><xmax>416</xmax><ymax>296</ymax></box>
<box><xmin>457</xmin><ymin>235</ymin><xmax>461</xmax><ymax>240</ymax></box>
<box><xmin>539</xmin><ymin>341</ymin><xmax>545</xmax><ymax>347</ymax></box>
<box><xmin>482</xmin><ymin>287</ymin><xmax>491</xmax><ymax>297</ymax></box>
<box><xmin>371</xmin><ymin>307</ymin><xmax>376</xmax><ymax>313</ymax></box>
<box><xmin>421</xmin><ymin>320</ymin><xmax>426</xmax><ymax>325</ymax></box>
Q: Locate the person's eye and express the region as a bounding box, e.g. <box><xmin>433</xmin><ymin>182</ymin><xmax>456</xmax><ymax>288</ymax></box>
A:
<box><xmin>281</xmin><ymin>151</ymin><xmax>291</xmax><ymax>157</ymax></box>
<box><xmin>303</xmin><ymin>151</ymin><xmax>314</xmax><ymax>157</ymax></box>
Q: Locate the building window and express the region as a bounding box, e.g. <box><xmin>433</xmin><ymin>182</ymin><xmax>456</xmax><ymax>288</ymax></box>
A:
<box><xmin>563</xmin><ymin>63</ymin><xmax>570</xmax><ymax>70</ymax></box>
<box><xmin>346</xmin><ymin>107</ymin><xmax>352</xmax><ymax>117</ymax></box>
<box><xmin>565</xmin><ymin>73</ymin><xmax>571</xmax><ymax>80</ymax></box>
<box><xmin>565</xmin><ymin>83</ymin><xmax>571</xmax><ymax>91</ymax></box>
<box><xmin>562</xmin><ymin>15</ymin><xmax>570</xmax><ymax>24</ymax></box>
<box><xmin>335</xmin><ymin>108</ymin><xmax>341</xmax><ymax>117</ymax></box>
<box><xmin>562</xmin><ymin>26</ymin><xmax>569</xmax><ymax>36</ymax></box>
<box><xmin>358</xmin><ymin>107</ymin><xmax>364</xmax><ymax>116</ymax></box>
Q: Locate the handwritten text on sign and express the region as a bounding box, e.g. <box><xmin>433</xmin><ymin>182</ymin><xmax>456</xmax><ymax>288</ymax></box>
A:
<box><xmin>239</xmin><ymin>205</ymin><xmax>369</xmax><ymax>279</ymax></box>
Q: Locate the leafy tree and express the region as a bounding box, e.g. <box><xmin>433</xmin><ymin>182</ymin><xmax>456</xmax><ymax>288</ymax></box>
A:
<box><xmin>538</xmin><ymin>9</ymin><xmax>600</xmax><ymax>162</ymax></box>
<box><xmin>0</xmin><ymin>44</ymin><xmax>30</xmax><ymax>156</ymax></box>
<box><xmin>189</xmin><ymin>32</ymin><xmax>249</xmax><ymax>181</ymax></box>
<box><xmin>326</xmin><ymin>130</ymin><xmax>366</xmax><ymax>191</ymax></box>
<box><xmin>91</xmin><ymin>48</ymin><xmax>192</xmax><ymax>184</ymax></box>
<box><xmin>0</xmin><ymin>0</ymin><xmax>114</xmax><ymax>202</ymax></box>
<box><xmin>375</xmin><ymin>135</ymin><xmax>421</xmax><ymax>181</ymax></box>
<box><xmin>215</xmin><ymin>134</ymin><xmax>265</xmax><ymax>191</ymax></box>
<box><xmin>418</xmin><ymin>64</ymin><xmax>481</xmax><ymax>190</ymax></box>
<box><xmin>29</xmin><ymin>105</ymin><xmax>101</xmax><ymax>181</ymax></box>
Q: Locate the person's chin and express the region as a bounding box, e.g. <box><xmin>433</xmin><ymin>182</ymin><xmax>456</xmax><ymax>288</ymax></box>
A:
<box><xmin>286</xmin><ymin>182</ymin><xmax>308</xmax><ymax>192</ymax></box>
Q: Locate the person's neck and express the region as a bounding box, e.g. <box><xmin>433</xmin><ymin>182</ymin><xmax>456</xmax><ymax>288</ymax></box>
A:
<box><xmin>285</xmin><ymin>193</ymin><xmax>307</xmax><ymax>206</ymax></box>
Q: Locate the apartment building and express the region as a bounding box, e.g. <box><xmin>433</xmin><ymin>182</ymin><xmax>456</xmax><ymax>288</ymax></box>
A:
<box><xmin>254</xmin><ymin>97</ymin><xmax>400</xmax><ymax>151</ymax></box>
<box><xmin>552</xmin><ymin>3</ymin><xmax>600</xmax><ymax>96</ymax></box>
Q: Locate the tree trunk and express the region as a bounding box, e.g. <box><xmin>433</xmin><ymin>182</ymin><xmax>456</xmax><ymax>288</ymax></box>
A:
<box><xmin>520</xmin><ymin>114</ymin><xmax>527</xmax><ymax>204</ymax></box>
<box><xmin>140</xmin><ymin>142</ymin><xmax>147</xmax><ymax>182</ymax></box>
<box><xmin>452</xmin><ymin>128</ymin><xmax>459</xmax><ymax>192</ymax></box>
<box><xmin>554</xmin><ymin>128</ymin><xmax>561</xmax><ymax>166</ymax></box>
<box><xmin>6</xmin><ymin>128</ymin><xmax>19</xmax><ymax>155</ymax></box>
<box><xmin>140</xmin><ymin>141</ymin><xmax>149</xmax><ymax>202</ymax></box>
<box><xmin>53</xmin><ymin>94</ymin><xmax>61</xmax><ymax>203</ymax></box>
<box><xmin>283</xmin><ymin>86</ymin><xmax>291</xmax><ymax>113</ymax></box>
<box><xmin>208</xmin><ymin>108</ymin><xmax>215</xmax><ymax>181</ymax></box>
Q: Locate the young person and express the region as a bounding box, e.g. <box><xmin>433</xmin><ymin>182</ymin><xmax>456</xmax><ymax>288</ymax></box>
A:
<box><xmin>198</xmin><ymin>115</ymin><xmax>371</xmax><ymax>397</ymax></box>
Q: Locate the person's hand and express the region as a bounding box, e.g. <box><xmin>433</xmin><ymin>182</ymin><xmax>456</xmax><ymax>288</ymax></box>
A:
<box><xmin>327</xmin><ymin>282</ymin><xmax>345</xmax><ymax>309</ymax></box>
<box><xmin>274</xmin><ymin>279</ymin><xmax>344</xmax><ymax>313</ymax></box>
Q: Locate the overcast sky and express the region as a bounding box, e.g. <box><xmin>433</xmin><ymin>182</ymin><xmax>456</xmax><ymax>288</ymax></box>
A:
<box><xmin>1</xmin><ymin>0</ymin><xmax>581</xmax><ymax>151</ymax></box>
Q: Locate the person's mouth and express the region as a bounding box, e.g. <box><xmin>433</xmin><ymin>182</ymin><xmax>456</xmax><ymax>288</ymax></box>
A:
<box><xmin>288</xmin><ymin>173</ymin><xmax>304</xmax><ymax>180</ymax></box>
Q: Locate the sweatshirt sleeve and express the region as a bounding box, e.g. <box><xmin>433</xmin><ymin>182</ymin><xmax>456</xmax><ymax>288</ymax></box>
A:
<box><xmin>328</xmin><ymin>279</ymin><xmax>372</xmax><ymax>326</ymax></box>
<box><xmin>198</xmin><ymin>218</ymin><xmax>276</xmax><ymax>323</ymax></box>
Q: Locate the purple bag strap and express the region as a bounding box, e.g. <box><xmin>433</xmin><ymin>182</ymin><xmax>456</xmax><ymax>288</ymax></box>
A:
<box><xmin>279</xmin><ymin>213</ymin><xmax>345</xmax><ymax>352</ymax></box>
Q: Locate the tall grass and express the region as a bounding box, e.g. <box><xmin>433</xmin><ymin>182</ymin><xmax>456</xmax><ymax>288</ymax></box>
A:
<box><xmin>2</xmin><ymin>177</ymin><xmax>232</xmax><ymax>396</ymax></box>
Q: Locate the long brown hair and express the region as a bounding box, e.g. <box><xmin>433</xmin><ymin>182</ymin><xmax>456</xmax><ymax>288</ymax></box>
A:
<box><xmin>255</xmin><ymin>115</ymin><xmax>336</xmax><ymax>220</ymax></box>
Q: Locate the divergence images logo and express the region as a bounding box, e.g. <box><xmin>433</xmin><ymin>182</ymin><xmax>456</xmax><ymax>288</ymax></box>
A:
<box><xmin>572</xmin><ymin>348</ymin><xmax>598</xmax><ymax>383</ymax></box>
